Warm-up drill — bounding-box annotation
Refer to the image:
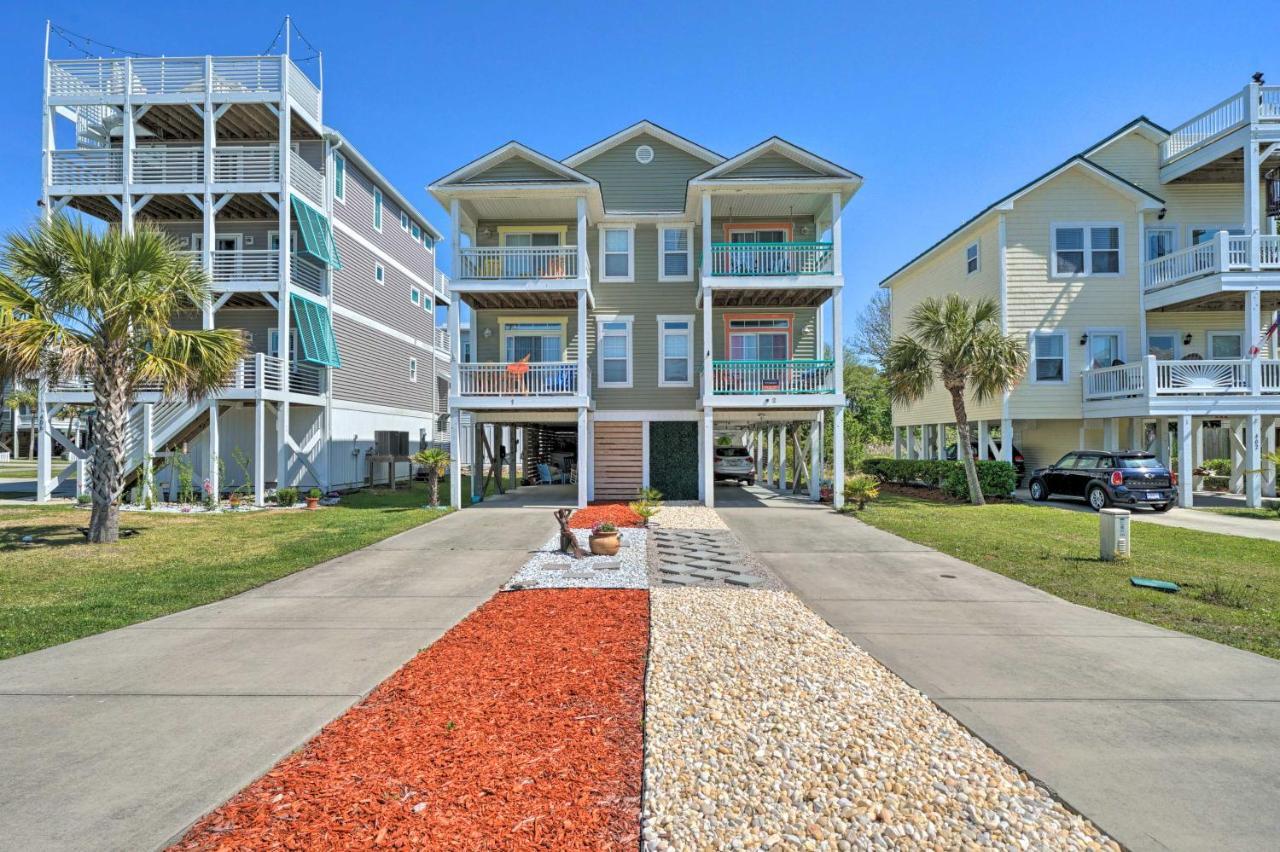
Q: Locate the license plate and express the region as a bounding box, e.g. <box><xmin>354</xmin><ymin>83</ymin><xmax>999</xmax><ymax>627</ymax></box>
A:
<box><xmin>1146</xmin><ymin>491</ymin><xmax>1161</xmax><ymax>500</ymax></box>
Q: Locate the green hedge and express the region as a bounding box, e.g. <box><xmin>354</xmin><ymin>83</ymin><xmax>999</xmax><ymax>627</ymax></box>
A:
<box><xmin>1202</xmin><ymin>457</ymin><xmax>1232</xmax><ymax>476</ymax></box>
<box><xmin>861</xmin><ymin>457</ymin><xmax>1018</xmax><ymax>500</ymax></box>
<box><xmin>649</xmin><ymin>421</ymin><xmax>699</xmax><ymax>500</ymax></box>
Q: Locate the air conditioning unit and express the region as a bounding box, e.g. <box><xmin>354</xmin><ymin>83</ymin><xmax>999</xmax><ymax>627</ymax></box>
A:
<box><xmin>374</xmin><ymin>431</ymin><xmax>408</xmax><ymax>456</ymax></box>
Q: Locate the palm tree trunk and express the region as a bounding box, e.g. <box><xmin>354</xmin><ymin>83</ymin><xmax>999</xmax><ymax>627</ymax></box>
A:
<box><xmin>428</xmin><ymin>471</ymin><xmax>440</xmax><ymax>508</ymax></box>
<box><xmin>89</xmin><ymin>351</ymin><xmax>130</xmax><ymax>543</ymax></box>
<box><xmin>28</xmin><ymin>415</ymin><xmax>35</xmax><ymax>460</ymax></box>
<box><xmin>947</xmin><ymin>386</ymin><xmax>985</xmax><ymax>506</ymax></box>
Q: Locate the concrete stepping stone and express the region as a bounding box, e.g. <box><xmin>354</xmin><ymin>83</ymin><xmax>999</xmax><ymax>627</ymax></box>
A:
<box><xmin>595</xmin><ymin>559</ymin><xmax>622</xmax><ymax>571</ymax></box>
<box><xmin>690</xmin><ymin>568</ymin><xmax>738</xmax><ymax>581</ymax></box>
<box><xmin>661</xmin><ymin>575</ymin><xmax>704</xmax><ymax>587</ymax></box>
<box><xmin>658</xmin><ymin>564</ymin><xmax>697</xmax><ymax>576</ymax></box>
<box><xmin>725</xmin><ymin>574</ymin><xmax>767</xmax><ymax>587</ymax></box>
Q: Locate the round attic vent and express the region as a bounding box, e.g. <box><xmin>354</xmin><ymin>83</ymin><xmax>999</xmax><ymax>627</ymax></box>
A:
<box><xmin>635</xmin><ymin>144</ymin><xmax>654</xmax><ymax>164</ymax></box>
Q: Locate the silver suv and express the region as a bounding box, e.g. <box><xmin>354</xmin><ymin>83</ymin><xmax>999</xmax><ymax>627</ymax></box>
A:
<box><xmin>714</xmin><ymin>446</ymin><xmax>756</xmax><ymax>485</ymax></box>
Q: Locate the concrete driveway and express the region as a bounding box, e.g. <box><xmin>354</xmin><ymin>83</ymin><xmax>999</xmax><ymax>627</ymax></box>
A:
<box><xmin>1012</xmin><ymin>487</ymin><xmax>1280</xmax><ymax>543</ymax></box>
<box><xmin>0</xmin><ymin>507</ymin><xmax>553</xmax><ymax>851</ymax></box>
<box><xmin>717</xmin><ymin>485</ymin><xmax>1280</xmax><ymax>851</ymax></box>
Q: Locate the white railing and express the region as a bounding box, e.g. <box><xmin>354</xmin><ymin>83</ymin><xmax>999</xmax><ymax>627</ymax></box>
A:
<box><xmin>50</xmin><ymin>149</ymin><xmax>123</xmax><ymax>184</ymax></box>
<box><xmin>1145</xmin><ymin>233</ymin><xmax>1280</xmax><ymax>292</ymax></box>
<box><xmin>132</xmin><ymin>146</ymin><xmax>203</xmax><ymax>183</ymax></box>
<box><xmin>287</xmin><ymin>61</ymin><xmax>321</xmax><ymax>120</ymax></box>
<box><xmin>286</xmin><ymin>363</ymin><xmax>324</xmax><ymax>396</ymax></box>
<box><xmin>456</xmin><ymin>246</ymin><xmax>579</xmax><ymax>280</ymax></box>
<box><xmin>457</xmin><ymin>362</ymin><xmax>580</xmax><ymax>396</ymax></box>
<box><xmin>708</xmin><ymin>360</ymin><xmax>836</xmax><ymax>395</ymax></box>
<box><xmin>708</xmin><ymin>242</ymin><xmax>835</xmax><ymax>277</ymax></box>
<box><xmin>291</xmin><ymin>255</ymin><xmax>325</xmax><ymax>295</ymax></box>
<box><xmin>289</xmin><ymin>150</ymin><xmax>324</xmax><ymax>206</ymax></box>
<box><xmin>1161</xmin><ymin>90</ymin><xmax>1247</xmax><ymax>161</ymax></box>
<box><xmin>435</xmin><ymin>327</ymin><xmax>451</xmax><ymax>352</ymax></box>
<box><xmin>213</xmin><ymin>145</ymin><xmax>279</xmax><ymax>182</ymax></box>
<box><xmin>48</xmin><ymin>59</ymin><xmax>127</xmax><ymax>97</ymax></box>
<box><xmin>212</xmin><ymin>249</ymin><xmax>279</xmax><ymax>286</ymax></box>
<box><xmin>1263</xmin><ymin>86</ymin><xmax>1280</xmax><ymax>119</ymax></box>
<box><xmin>1084</xmin><ymin>356</ymin><xmax>1280</xmax><ymax>401</ymax></box>
<box><xmin>211</xmin><ymin>57</ymin><xmax>282</xmax><ymax>93</ymax></box>
<box><xmin>130</xmin><ymin>57</ymin><xmax>205</xmax><ymax>95</ymax></box>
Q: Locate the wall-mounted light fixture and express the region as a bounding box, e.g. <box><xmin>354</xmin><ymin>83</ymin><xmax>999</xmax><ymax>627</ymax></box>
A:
<box><xmin>1183</xmin><ymin>333</ymin><xmax>1194</xmax><ymax>346</ymax></box>
<box><xmin>1079</xmin><ymin>334</ymin><xmax>1089</xmax><ymax>346</ymax></box>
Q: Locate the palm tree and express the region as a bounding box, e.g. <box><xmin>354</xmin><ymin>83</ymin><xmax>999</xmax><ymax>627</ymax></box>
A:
<box><xmin>885</xmin><ymin>294</ymin><xmax>1028</xmax><ymax>505</ymax></box>
<box><xmin>0</xmin><ymin>216</ymin><xmax>245</xmax><ymax>542</ymax></box>
<box><xmin>413</xmin><ymin>447</ymin><xmax>450</xmax><ymax>508</ymax></box>
<box><xmin>4</xmin><ymin>385</ymin><xmax>36</xmax><ymax>459</ymax></box>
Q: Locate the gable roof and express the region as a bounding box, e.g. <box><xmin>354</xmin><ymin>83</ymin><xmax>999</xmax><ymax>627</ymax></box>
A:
<box><xmin>430</xmin><ymin>141</ymin><xmax>595</xmax><ymax>189</ymax></box>
<box><xmin>1081</xmin><ymin>116</ymin><xmax>1170</xmax><ymax>158</ymax></box>
<box><xmin>562</xmin><ymin>120</ymin><xmax>725</xmax><ymax>168</ymax></box>
<box><xmin>693</xmin><ymin>136</ymin><xmax>862</xmax><ymax>183</ymax></box>
<box><xmin>878</xmin><ymin>119</ymin><xmax>1167</xmax><ymax>288</ymax></box>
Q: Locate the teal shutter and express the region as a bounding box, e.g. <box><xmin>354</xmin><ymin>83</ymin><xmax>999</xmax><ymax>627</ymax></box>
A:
<box><xmin>290</xmin><ymin>194</ymin><xmax>343</xmax><ymax>270</ymax></box>
<box><xmin>289</xmin><ymin>293</ymin><xmax>341</xmax><ymax>368</ymax></box>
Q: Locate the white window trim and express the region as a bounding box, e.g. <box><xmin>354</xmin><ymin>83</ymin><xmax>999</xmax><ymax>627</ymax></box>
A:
<box><xmin>1084</xmin><ymin>327</ymin><xmax>1128</xmax><ymax>370</ymax></box>
<box><xmin>375</xmin><ymin>262</ymin><xmax>385</xmax><ymax>285</ymax></box>
<box><xmin>964</xmin><ymin>240</ymin><xmax>980</xmax><ymax>276</ymax></box>
<box><xmin>657</xmin><ymin>314</ymin><xmax>694</xmax><ymax>388</ymax></box>
<box><xmin>400</xmin><ymin>211</ymin><xmax>410</xmax><ymax>232</ymax></box>
<box><xmin>658</xmin><ymin>223</ymin><xmax>694</xmax><ymax>283</ymax></box>
<box><xmin>1050</xmin><ymin>221</ymin><xmax>1124</xmax><ymax>278</ymax></box>
<box><xmin>598</xmin><ymin>225</ymin><xmax>635</xmax><ymax>283</ymax></box>
<box><xmin>1188</xmin><ymin>223</ymin><xmax>1243</xmax><ymax>245</ymax></box>
<box><xmin>1207</xmin><ymin>330</ymin><xmax>1245</xmax><ymax>360</ymax></box>
<box><xmin>409</xmin><ymin>357</ymin><xmax>418</xmax><ymax>383</ymax></box>
<box><xmin>1144</xmin><ymin>226</ymin><xmax>1176</xmax><ymax>260</ymax></box>
<box><xmin>372</xmin><ymin>188</ymin><xmax>383</xmax><ymax>233</ymax></box>
<box><xmin>1029</xmin><ymin>330</ymin><xmax>1068</xmax><ymax>384</ymax></box>
<box><xmin>596</xmin><ymin>314</ymin><xmax>634</xmax><ymax>388</ymax></box>
<box><xmin>410</xmin><ymin>286</ymin><xmax>421</xmax><ymax>305</ymax></box>
<box><xmin>1146</xmin><ymin>330</ymin><xmax>1180</xmax><ymax>359</ymax></box>
<box><xmin>333</xmin><ymin>153</ymin><xmax>346</xmax><ymax>204</ymax></box>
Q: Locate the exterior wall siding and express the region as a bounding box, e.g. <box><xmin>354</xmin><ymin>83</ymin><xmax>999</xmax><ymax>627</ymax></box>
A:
<box><xmin>330</xmin><ymin>313</ymin><xmax>435</xmax><ymax>412</ymax></box>
<box><xmin>720</xmin><ymin>151</ymin><xmax>822</xmax><ymax>179</ymax></box>
<box><xmin>573</xmin><ymin>133</ymin><xmax>710</xmax><ymax>212</ymax></box>
<box><xmin>466</xmin><ymin>156</ymin><xmax>573</xmax><ymax>183</ymax></box>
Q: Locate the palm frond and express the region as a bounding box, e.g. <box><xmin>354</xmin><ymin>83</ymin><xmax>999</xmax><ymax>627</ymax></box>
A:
<box><xmin>969</xmin><ymin>328</ymin><xmax>1030</xmax><ymax>403</ymax></box>
<box><xmin>883</xmin><ymin>334</ymin><xmax>935</xmax><ymax>404</ymax></box>
<box><xmin>135</xmin><ymin>328</ymin><xmax>246</xmax><ymax>401</ymax></box>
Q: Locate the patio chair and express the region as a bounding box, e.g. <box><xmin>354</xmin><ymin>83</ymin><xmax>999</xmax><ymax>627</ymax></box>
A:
<box><xmin>535</xmin><ymin>463</ymin><xmax>563</xmax><ymax>485</ymax></box>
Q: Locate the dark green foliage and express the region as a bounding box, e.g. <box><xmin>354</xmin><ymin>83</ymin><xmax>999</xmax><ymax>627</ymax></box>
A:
<box><xmin>861</xmin><ymin>457</ymin><xmax>1018</xmax><ymax>499</ymax></box>
<box><xmin>648</xmin><ymin>421</ymin><xmax>698</xmax><ymax>500</ymax></box>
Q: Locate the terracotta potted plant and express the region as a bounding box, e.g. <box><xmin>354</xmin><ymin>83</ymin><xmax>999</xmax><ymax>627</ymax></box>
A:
<box><xmin>305</xmin><ymin>487</ymin><xmax>322</xmax><ymax>511</ymax></box>
<box><xmin>589</xmin><ymin>521</ymin><xmax>621</xmax><ymax>556</ymax></box>
<box><xmin>228</xmin><ymin>491</ymin><xmax>242</xmax><ymax>509</ymax></box>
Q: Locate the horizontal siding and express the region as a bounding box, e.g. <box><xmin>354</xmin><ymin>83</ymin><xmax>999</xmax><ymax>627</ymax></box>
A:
<box><xmin>711</xmin><ymin>307</ymin><xmax>817</xmax><ymax>359</ymax></box>
<box><xmin>467</xmin><ymin>156</ymin><xmax>571</xmax><ymax>183</ymax></box>
<box><xmin>574</xmin><ymin>133</ymin><xmax>709</xmax><ymax>213</ymax></box>
<box><xmin>172</xmin><ymin>308</ymin><xmax>276</xmax><ymax>354</ymax></box>
<box><xmin>720</xmin><ymin>151</ymin><xmax>822</xmax><ymax>179</ymax></box>
<box><xmin>1147</xmin><ymin>310</ymin><xmax>1267</xmax><ymax>357</ymax></box>
<box><xmin>474</xmin><ymin>221</ymin><xmax>579</xmax><ymax>249</ymax></box>
<box><xmin>333</xmin><ymin>229</ymin><xmax>435</xmax><ymax>339</ymax></box>
<box><xmin>709</xmin><ymin>215</ymin><xmax>817</xmax><ymax>242</ymax></box>
<box><xmin>889</xmin><ymin>216</ymin><xmax>1001</xmax><ymax>426</ymax></box>
<box><xmin>473</xmin><ymin>310</ymin><xmax>580</xmax><ymax>362</ymax></box>
<box><xmin>593</xmin><ymin>421</ymin><xmax>643</xmax><ymax>499</ymax></box>
<box><xmin>331</xmin><ymin>313</ymin><xmax>435</xmax><ymax>414</ymax></box>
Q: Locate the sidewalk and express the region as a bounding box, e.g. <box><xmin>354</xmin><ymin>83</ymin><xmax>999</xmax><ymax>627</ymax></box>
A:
<box><xmin>0</xmin><ymin>507</ymin><xmax>553</xmax><ymax>851</ymax></box>
<box><xmin>716</xmin><ymin>485</ymin><xmax>1280</xmax><ymax>851</ymax></box>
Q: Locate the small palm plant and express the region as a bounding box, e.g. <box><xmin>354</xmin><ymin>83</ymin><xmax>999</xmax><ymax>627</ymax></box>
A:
<box><xmin>843</xmin><ymin>473</ymin><xmax>880</xmax><ymax>511</ymax></box>
<box><xmin>414</xmin><ymin>447</ymin><xmax>450</xmax><ymax>508</ymax></box>
<box><xmin>885</xmin><ymin>294</ymin><xmax>1028</xmax><ymax>506</ymax></box>
<box><xmin>0</xmin><ymin>216</ymin><xmax>245</xmax><ymax>542</ymax></box>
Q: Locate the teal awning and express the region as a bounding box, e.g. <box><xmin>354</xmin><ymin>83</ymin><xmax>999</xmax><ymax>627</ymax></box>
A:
<box><xmin>290</xmin><ymin>293</ymin><xmax>341</xmax><ymax>367</ymax></box>
<box><xmin>290</xmin><ymin>194</ymin><xmax>342</xmax><ymax>270</ymax></box>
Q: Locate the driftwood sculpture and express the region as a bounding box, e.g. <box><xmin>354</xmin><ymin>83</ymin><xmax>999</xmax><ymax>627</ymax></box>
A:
<box><xmin>554</xmin><ymin>508</ymin><xmax>587</xmax><ymax>558</ymax></box>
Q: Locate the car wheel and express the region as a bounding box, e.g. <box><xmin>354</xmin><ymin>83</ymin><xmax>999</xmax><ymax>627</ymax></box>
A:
<box><xmin>1155</xmin><ymin>500</ymin><xmax>1175</xmax><ymax>513</ymax></box>
<box><xmin>1087</xmin><ymin>486</ymin><xmax>1110</xmax><ymax>511</ymax></box>
<box><xmin>746</xmin><ymin>478</ymin><xmax>755</xmax><ymax>486</ymax></box>
<box><xmin>1028</xmin><ymin>478</ymin><xmax>1048</xmax><ymax>501</ymax></box>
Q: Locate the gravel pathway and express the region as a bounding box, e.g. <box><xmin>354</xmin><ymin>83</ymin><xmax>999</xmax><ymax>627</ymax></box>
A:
<box><xmin>504</xmin><ymin>528</ymin><xmax>648</xmax><ymax>589</ymax></box>
<box><xmin>649</xmin><ymin>503</ymin><xmax>728</xmax><ymax>530</ymax></box>
<box><xmin>643</xmin><ymin>589</ymin><xmax>1116</xmax><ymax>851</ymax></box>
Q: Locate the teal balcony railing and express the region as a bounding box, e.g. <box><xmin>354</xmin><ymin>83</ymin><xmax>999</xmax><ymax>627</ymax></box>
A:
<box><xmin>708</xmin><ymin>359</ymin><xmax>835</xmax><ymax>395</ymax></box>
<box><xmin>708</xmin><ymin>242</ymin><xmax>834</xmax><ymax>276</ymax></box>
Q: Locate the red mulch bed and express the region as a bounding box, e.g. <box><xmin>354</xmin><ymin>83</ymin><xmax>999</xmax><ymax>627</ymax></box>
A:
<box><xmin>568</xmin><ymin>502</ymin><xmax>645</xmax><ymax>529</ymax></box>
<box><xmin>171</xmin><ymin>589</ymin><xmax>648</xmax><ymax>850</ymax></box>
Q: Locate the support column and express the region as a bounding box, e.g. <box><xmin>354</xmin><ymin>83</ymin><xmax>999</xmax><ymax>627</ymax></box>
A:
<box><xmin>253</xmin><ymin>397</ymin><xmax>265</xmax><ymax>506</ymax></box>
<box><xmin>1155</xmin><ymin>417</ymin><xmax>1169</xmax><ymax>466</ymax></box>
<box><xmin>207</xmin><ymin>402</ymin><xmax>220</xmax><ymax>503</ymax></box>
<box><xmin>121</xmin><ymin>58</ymin><xmax>135</xmax><ymax>234</ymax></box>
<box><xmin>1194</xmin><ymin>419</ymin><xmax>1205</xmax><ymax>473</ymax></box>
<box><xmin>449</xmin><ymin>409</ymin><xmax>462</xmax><ymax>509</ymax></box>
<box><xmin>998</xmin><ymin>418</ymin><xmax>1013</xmax><ymax>462</ymax></box>
<box><xmin>471</xmin><ymin>422</ymin><xmax>482</xmax><ymax>502</ymax></box>
<box><xmin>1264</xmin><ymin>419</ymin><xmax>1277</xmax><ymax>499</ymax></box>
<box><xmin>976</xmin><ymin>421</ymin><xmax>988</xmax><ymax>461</ymax></box>
<box><xmin>1178</xmin><ymin>414</ymin><xmax>1194</xmax><ymax>508</ymax></box>
<box><xmin>893</xmin><ymin>426</ymin><xmax>903</xmax><ymax>460</ymax></box>
<box><xmin>779</xmin><ymin>424</ymin><xmax>788</xmax><ymax>491</ymax></box>
<box><xmin>832</xmin><ymin>405</ymin><xmax>845</xmax><ymax>510</ymax></box>
<box><xmin>1130</xmin><ymin>417</ymin><xmax>1144</xmax><ymax>453</ymax></box>
<box><xmin>507</xmin><ymin>424</ymin><xmax>518</xmax><ymax>491</ymax></box>
<box><xmin>810</xmin><ymin>418</ymin><xmax>821</xmax><ymax>500</ymax></box>
<box><xmin>703</xmin><ymin>408</ymin><xmax>715</xmax><ymax>508</ymax></box>
<box><xmin>1230</xmin><ymin>419</ymin><xmax>1245</xmax><ymax>493</ymax></box>
<box><xmin>577</xmin><ymin>408</ymin><xmax>588</xmax><ymax>508</ymax></box>
<box><xmin>907</xmin><ymin>425</ymin><xmax>919</xmax><ymax>460</ymax></box>
<box><xmin>1246</xmin><ymin>413</ymin><xmax>1263</xmax><ymax>508</ymax></box>
<box><xmin>1102</xmin><ymin>418</ymin><xmax>1118</xmax><ymax>451</ymax></box>
<box><xmin>755</xmin><ymin>430</ymin><xmax>765</xmax><ymax>481</ymax></box>
<box><xmin>936</xmin><ymin>423</ymin><xmax>946</xmax><ymax>459</ymax></box>
<box><xmin>275</xmin><ymin>60</ymin><xmax>292</xmax><ymax>494</ymax></box>
<box><xmin>35</xmin><ymin>379</ymin><xmax>51</xmax><ymax>503</ymax></box>
<box><xmin>576</xmin><ymin>289</ymin><xmax>587</xmax><ymax>397</ymax></box>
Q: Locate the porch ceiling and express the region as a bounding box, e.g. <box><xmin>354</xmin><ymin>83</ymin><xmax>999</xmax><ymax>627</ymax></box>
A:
<box><xmin>462</xmin><ymin>291</ymin><xmax>580</xmax><ymax>310</ymax></box>
<box><xmin>712</xmin><ymin>287</ymin><xmax>831</xmax><ymax>308</ymax></box>
<box><xmin>710</xmin><ymin>191</ymin><xmax>832</xmax><ymax>218</ymax></box>
<box><xmin>1166</xmin><ymin>144</ymin><xmax>1280</xmax><ymax>184</ymax></box>
<box><xmin>462</xmin><ymin>195</ymin><xmax>583</xmax><ymax>228</ymax></box>
<box><xmin>1151</xmin><ymin>292</ymin><xmax>1280</xmax><ymax>312</ymax></box>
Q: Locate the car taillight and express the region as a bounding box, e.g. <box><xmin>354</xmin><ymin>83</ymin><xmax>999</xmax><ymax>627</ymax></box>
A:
<box><xmin>747</xmin><ymin>456</ymin><xmax>754</xmax><ymax>464</ymax></box>
<box><xmin>1110</xmin><ymin>471</ymin><xmax>1123</xmax><ymax>487</ymax></box>
<box><xmin>1170</xmin><ymin>470</ymin><xmax>1178</xmax><ymax>486</ymax></box>
<box><xmin>1014</xmin><ymin>453</ymin><xmax>1024</xmax><ymax>462</ymax></box>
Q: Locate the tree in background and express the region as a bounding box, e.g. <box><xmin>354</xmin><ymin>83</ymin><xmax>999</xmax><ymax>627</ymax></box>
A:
<box><xmin>3</xmin><ymin>385</ymin><xmax>37</xmax><ymax>459</ymax></box>
<box><xmin>824</xmin><ymin>347</ymin><xmax>892</xmax><ymax>474</ymax></box>
<box><xmin>0</xmin><ymin>217</ymin><xmax>244</xmax><ymax>542</ymax></box>
<box><xmin>851</xmin><ymin>289</ymin><xmax>891</xmax><ymax>368</ymax></box>
<box><xmin>885</xmin><ymin>294</ymin><xmax>1027</xmax><ymax>505</ymax></box>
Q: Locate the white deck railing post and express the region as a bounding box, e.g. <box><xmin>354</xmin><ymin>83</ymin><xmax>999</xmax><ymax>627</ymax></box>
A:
<box><xmin>1216</xmin><ymin>231</ymin><xmax>1231</xmax><ymax>273</ymax></box>
<box><xmin>1145</xmin><ymin>355</ymin><xmax>1158</xmax><ymax>399</ymax></box>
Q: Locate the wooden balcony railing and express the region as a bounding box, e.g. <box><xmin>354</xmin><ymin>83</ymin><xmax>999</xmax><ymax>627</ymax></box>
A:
<box><xmin>1084</xmin><ymin>356</ymin><xmax>1280</xmax><ymax>401</ymax></box>
<box><xmin>457</xmin><ymin>362</ymin><xmax>581</xmax><ymax>396</ymax></box>
<box><xmin>707</xmin><ymin>242</ymin><xmax>834</xmax><ymax>277</ymax></box>
<box><xmin>1145</xmin><ymin>233</ymin><xmax>1280</xmax><ymax>292</ymax></box>
<box><xmin>707</xmin><ymin>359</ymin><xmax>836</xmax><ymax>395</ymax></box>
<box><xmin>456</xmin><ymin>246</ymin><xmax>580</xmax><ymax>280</ymax></box>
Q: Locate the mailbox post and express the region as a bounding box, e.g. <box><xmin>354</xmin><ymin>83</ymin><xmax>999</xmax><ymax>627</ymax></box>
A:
<box><xmin>1100</xmin><ymin>507</ymin><xmax>1131</xmax><ymax>561</ymax></box>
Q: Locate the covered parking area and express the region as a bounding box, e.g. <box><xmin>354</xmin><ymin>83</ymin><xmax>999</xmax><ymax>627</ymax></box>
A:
<box><xmin>705</xmin><ymin>408</ymin><xmax>842</xmax><ymax>509</ymax></box>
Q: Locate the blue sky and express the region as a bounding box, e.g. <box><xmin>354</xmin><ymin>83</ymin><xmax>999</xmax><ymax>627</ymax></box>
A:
<box><xmin>2</xmin><ymin>0</ymin><xmax>1277</xmax><ymax>340</ymax></box>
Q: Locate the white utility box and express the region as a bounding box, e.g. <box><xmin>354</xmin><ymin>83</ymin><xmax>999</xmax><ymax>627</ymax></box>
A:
<box><xmin>1100</xmin><ymin>508</ymin><xmax>1131</xmax><ymax>561</ymax></box>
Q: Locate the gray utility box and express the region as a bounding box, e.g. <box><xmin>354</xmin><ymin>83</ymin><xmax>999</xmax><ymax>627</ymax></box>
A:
<box><xmin>1099</xmin><ymin>508</ymin><xmax>1131</xmax><ymax>561</ymax></box>
<box><xmin>374</xmin><ymin>431</ymin><xmax>409</xmax><ymax>457</ymax></box>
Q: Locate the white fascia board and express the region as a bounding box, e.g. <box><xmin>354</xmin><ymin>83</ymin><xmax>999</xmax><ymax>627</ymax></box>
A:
<box><xmin>430</xmin><ymin>142</ymin><xmax>595</xmax><ymax>189</ymax></box>
<box><xmin>562</xmin><ymin>120</ymin><xmax>724</xmax><ymax>168</ymax></box>
<box><xmin>693</xmin><ymin>137</ymin><xmax>859</xmax><ymax>182</ymax></box>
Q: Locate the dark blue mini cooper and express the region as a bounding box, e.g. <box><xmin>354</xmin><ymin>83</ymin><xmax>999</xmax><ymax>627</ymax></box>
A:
<box><xmin>1028</xmin><ymin>451</ymin><xmax>1176</xmax><ymax>512</ymax></box>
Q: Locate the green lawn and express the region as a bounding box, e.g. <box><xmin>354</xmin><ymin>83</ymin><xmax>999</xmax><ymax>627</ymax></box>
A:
<box><xmin>854</xmin><ymin>494</ymin><xmax>1280</xmax><ymax>660</ymax></box>
<box><xmin>0</xmin><ymin>483</ymin><xmax>465</xmax><ymax>660</ymax></box>
<box><xmin>0</xmin><ymin>465</ymin><xmax>37</xmax><ymax>479</ymax></box>
<box><xmin>1195</xmin><ymin>507</ymin><xmax>1278</xmax><ymax>522</ymax></box>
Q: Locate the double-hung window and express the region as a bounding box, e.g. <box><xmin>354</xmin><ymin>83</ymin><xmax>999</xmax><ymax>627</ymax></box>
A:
<box><xmin>374</xmin><ymin>263</ymin><xmax>385</xmax><ymax>285</ymax></box>
<box><xmin>597</xmin><ymin>317</ymin><xmax>633</xmax><ymax>387</ymax></box>
<box><xmin>658</xmin><ymin>315</ymin><xmax>693</xmax><ymax>387</ymax></box>
<box><xmin>728</xmin><ymin>318</ymin><xmax>790</xmax><ymax>361</ymax></box>
<box><xmin>412</xmin><ymin>223</ymin><xmax>421</xmax><ymax>241</ymax></box>
<box><xmin>600</xmin><ymin>227</ymin><xmax>634</xmax><ymax>282</ymax></box>
<box><xmin>1052</xmin><ymin>224</ymin><xmax>1122</xmax><ymax>276</ymax></box>
<box><xmin>400</xmin><ymin>211</ymin><xmax>410</xmax><ymax>232</ymax></box>
<box><xmin>1031</xmin><ymin>332</ymin><xmax>1066</xmax><ymax>382</ymax></box>
<box><xmin>372</xmin><ymin>189</ymin><xmax>383</xmax><ymax>232</ymax></box>
<box><xmin>410</xmin><ymin>287</ymin><xmax>421</xmax><ymax>306</ymax></box>
<box><xmin>965</xmin><ymin>241</ymin><xmax>980</xmax><ymax>275</ymax></box>
<box><xmin>408</xmin><ymin>358</ymin><xmax>418</xmax><ymax>383</ymax></box>
<box><xmin>333</xmin><ymin>154</ymin><xmax>345</xmax><ymax>202</ymax></box>
<box><xmin>659</xmin><ymin>225</ymin><xmax>693</xmax><ymax>282</ymax></box>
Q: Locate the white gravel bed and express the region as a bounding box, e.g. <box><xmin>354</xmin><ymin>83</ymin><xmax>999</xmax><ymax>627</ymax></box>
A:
<box><xmin>650</xmin><ymin>503</ymin><xmax>728</xmax><ymax>530</ymax></box>
<box><xmin>504</xmin><ymin>528</ymin><xmax>648</xmax><ymax>589</ymax></box>
<box><xmin>643</xmin><ymin>589</ymin><xmax>1116</xmax><ymax>851</ymax></box>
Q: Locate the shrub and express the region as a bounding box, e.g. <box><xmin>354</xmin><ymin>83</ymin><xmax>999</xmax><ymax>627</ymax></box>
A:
<box><xmin>592</xmin><ymin>521</ymin><xmax>618</xmax><ymax>535</ymax></box>
<box><xmin>275</xmin><ymin>487</ymin><xmax>299</xmax><ymax>507</ymax></box>
<box><xmin>308</xmin><ymin>487</ymin><xmax>323</xmax><ymax>499</ymax></box>
<box><xmin>861</xmin><ymin>456</ymin><xmax>1018</xmax><ymax>500</ymax></box>
<box><xmin>1202</xmin><ymin>458</ymin><xmax>1232</xmax><ymax>476</ymax></box>
<box><xmin>76</xmin><ymin>493</ymin><xmax>91</xmax><ymax>505</ymax></box>
<box><xmin>842</xmin><ymin>474</ymin><xmax>880</xmax><ymax>511</ymax></box>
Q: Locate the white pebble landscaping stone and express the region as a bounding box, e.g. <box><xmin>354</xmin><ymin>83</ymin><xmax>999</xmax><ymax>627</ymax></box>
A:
<box><xmin>651</xmin><ymin>504</ymin><xmax>728</xmax><ymax>530</ymax></box>
<box><xmin>504</xmin><ymin>529</ymin><xmax>647</xmax><ymax>589</ymax></box>
<box><xmin>643</xmin><ymin>589</ymin><xmax>1117</xmax><ymax>851</ymax></box>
